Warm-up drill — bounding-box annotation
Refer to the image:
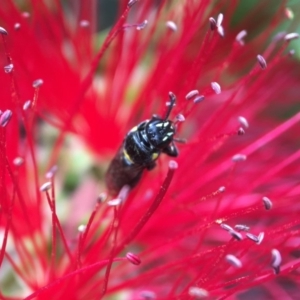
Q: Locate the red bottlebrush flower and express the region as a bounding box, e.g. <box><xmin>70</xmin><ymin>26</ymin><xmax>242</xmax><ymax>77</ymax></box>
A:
<box><xmin>1</xmin><ymin>1</ymin><xmax>300</xmax><ymax>299</ymax></box>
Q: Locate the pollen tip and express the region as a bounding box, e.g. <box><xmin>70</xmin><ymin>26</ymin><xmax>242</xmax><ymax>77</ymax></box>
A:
<box><xmin>185</xmin><ymin>90</ymin><xmax>199</xmax><ymax>100</ymax></box>
<box><xmin>0</xmin><ymin>26</ymin><xmax>8</xmax><ymax>35</ymax></box>
<box><xmin>289</xmin><ymin>49</ymin><xmax>295</xmax><ymax>56</ymax></box>
<box><xmin>271</xmin><ymin>249</ymin><xmax>282</xmax><ymax>274</ymax></box>
<box><xmin>4</xmin><ymin>64</ymin><xmax>14</xmax><ymax>73</ymax></box>
<box><xmin>45</xmin><ymin>165</ymin><xmax>58</xmax><ymax>179</ymax></box>
<box><xmin>169</xmin><ymin>160</ymin><xmax>178</xmax><ymax>170</ymax></box>
<box><xmin>284</xmin><ymin>32</ymin><xmax>299</xmax><ymax>41</ymax></box>
<box><xmin>126</xmin><ymin>252</ymin><xmax>141</xmax><ymax>265</ymax></box>
<box><xmin>257</xmin><ymin>232</ymin><xmax>264</xmax><ymax>244</ymax></box>
<box><xmin>128</xmin><ymin>0</ymin><xmax>138</xmax><ymax>8</ymax></box>
<box><xmin>217</xmin><ymin>13</ymin><xmax>224</xmax><ymax>26</ymax></box>
<box><xmin>211</xmin><ymin>82</ymin><xmax>221</xmax><ymax>94</ymax></box>
<box><xmin>218</xmin><ymin>186</ymin><xmax>226</xmax><ymax>193</ymax></box>
<box><xmin>257</xmin><ymin>54</ymin><xmax>267</xmax><ymax>69</ymax></box>
<box><xmin>262</xmin><ymin>196</ymin><xmax>273</xmax><ymax>210</ymax></box>
<box><xmin>238</xmin><ymin>116</ymin><xmax>249</xmax><ymax>128</ymax></box>
<box><xmin>235</xmin><ymin>224</ymin><xmax>250</xmax><ymax>232</ymax></box>
<box><xmin>225</xmin><ymin>254</ymin><xmax>242</xmax><ymax>268</ymax></box>
<box><xmin>175</xmin><ymin>114</ymin><xmax>185</xmax><ymax>122</ymax></box>
<box><xmin>22</xmin><ymin>12</ymin><xmax>30</xmax><ymax>19</ymax></box>
<box><xmin>209</xmin><ymin>17</ymin><xmax>217</xmax><ymax>31</ymax></box>
<box><xmin>138</xmin><ymin>290</ymin><xmax>157</xmax><ymax>300</ymax></box>
<box><xmin>23</xmin><ymin>100</ymin><xmax>32</xmax><ymax>111</ymax></box>
<box><xmin>188</xmin><ymin>286</ymin><xmax>209</xmax><ymax>298</ymax></box>
<box><xmin>217</xmin><ymin>26</ymin><xmax>225</xmax><ymax>37</ymax></box>
<box><xmin>79</xmin><ymin>20</ymin><xmax>90</xmax><ymax>28</ymax></box>
<box><xmin>232</xmin><ymin>154</ymin><xmax>247</xmax><ymax>162</ymax></box>
<box><xmin>285</xmin><ymin>7</ymin><xmax>294</xmax><ymax>20</ymax></box>
<box><xmin>32</xmin><ymin>79</ymin><xmax>44</xmax><ymax>88</ymax></box>
<box><xmin>0</xmin><ymin>110</ymin><xmax>12</xmax><ymax>127</ymax></box>
<box><xmin>40</xmin><ymin>182</ymin><xmax>52</xmax><ymax>192</ymax></box>
<box><xmin>78</xmin><ymin>224</ymin><xmax>86</xmax><ymax>233</ymax></box>
<box><xmin>229</xmin><ymin>229</ymin><xmax>242</xmax><ymax>241</ymax></box>
<box><xmin>220</xmin><ymin>223</ymin><xmax>233</xmax><ymax>231</ymax></box>
<box><xmin>235</xmin><ymin>30</ymin><xmax>247</xmax><ymax>45</ymax></box>
<box><xmin>107</xmin><ymin>198</ymin><xmax>122</xmax><ymax>206</ymax></box>
<box><xmin>193</xmin><ymin>95</ymin><xmax>205</xmax><ymax>104</ymax></box>
<box><xmin>136</xmin><ymin>20</ymin><xmax>148</xmax><ymax>31</ymax></box>
<box><xmin>14</xmin><ymin>23</ymin><xmax>21</xmax><ymax>30</ymax></box>
<box><xmin>166</xmin><ymin>21</ymin><xmax>177</xmax><ymax>32</ymax></box>
<box><xmin>13</xmin><ymin>157</ymin><xmax>24</xmax><ymax>166</ymax></box>
<box><xmin>246</xmin><ymin>233</ymin><xmax>259</xmax><ymax>243</ymax></box>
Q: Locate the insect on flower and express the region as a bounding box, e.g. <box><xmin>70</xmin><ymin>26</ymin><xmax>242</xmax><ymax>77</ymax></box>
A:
<box><xmin>105</xmin><ymin>92</ymin><xmax>179</xmax><ymax>195</ymax></box>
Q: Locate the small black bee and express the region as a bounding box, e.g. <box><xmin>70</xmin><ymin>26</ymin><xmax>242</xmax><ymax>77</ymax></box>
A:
<box><xmin>105</xmin><ymin>92</ymin><xmax>178</xmax><ymax>195</ymax></box>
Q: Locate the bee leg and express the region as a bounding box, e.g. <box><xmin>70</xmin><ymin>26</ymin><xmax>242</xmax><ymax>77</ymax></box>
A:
<box><xmin>146</xmin><ymin>161</ymin><xmax>156</xmax><ymax>170</ymax></box>
<box><xmin>162</xmin><ymin>142</ymin><xmax>178</xmax><ymax>157</ymax></box>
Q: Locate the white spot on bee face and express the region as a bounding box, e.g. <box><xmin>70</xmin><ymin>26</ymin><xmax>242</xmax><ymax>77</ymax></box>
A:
<box><xmin>167</xmin><ymin>132</ymin><xmax>173</xmax><ymax>136</ymax></box>
<box><xmin>156</xmin><ymin>123</ymin><xmax>163</xmax><ymax>127</ymax></box>
<box><xmin>162</xmin><ymin>136</ymin><xmax>169</xmax><ymax>141</ymax></box>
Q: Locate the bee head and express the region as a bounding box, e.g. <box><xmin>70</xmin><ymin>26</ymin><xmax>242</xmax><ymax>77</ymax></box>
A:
<box><xmin>145</xmin><ymin>92</ymin><xmax>177</xmax><ymax>148</ymax></box>
<box><xmin>146</xmin><ymin>118</ymin><xmax>175</xmax><ymax>149</ymax></box>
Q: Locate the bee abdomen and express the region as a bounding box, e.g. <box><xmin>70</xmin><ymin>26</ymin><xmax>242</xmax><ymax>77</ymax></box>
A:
<box><xmin>105</xmin><ymin>150</ymin><xmax>144</xmax><ymax>195</ymax></box>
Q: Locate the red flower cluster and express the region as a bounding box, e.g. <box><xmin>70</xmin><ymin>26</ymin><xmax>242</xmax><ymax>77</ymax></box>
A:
<box><xmin>0</xmin><ymin>1</ymin><xmax>300</xmax><ymax>299</ymax></box>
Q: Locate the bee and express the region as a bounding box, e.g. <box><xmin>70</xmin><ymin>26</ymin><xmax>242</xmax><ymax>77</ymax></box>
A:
<box><xmin>105</xmin><ymin>92</ymin><xmax>179</xmax><ymax>195</ymax></box>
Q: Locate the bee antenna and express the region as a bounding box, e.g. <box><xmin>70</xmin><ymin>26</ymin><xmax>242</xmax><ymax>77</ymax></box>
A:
<box><xmin>165</xmin><ymin>92</ymin><xmax>176</xmax><ymax>121</ymax></box>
